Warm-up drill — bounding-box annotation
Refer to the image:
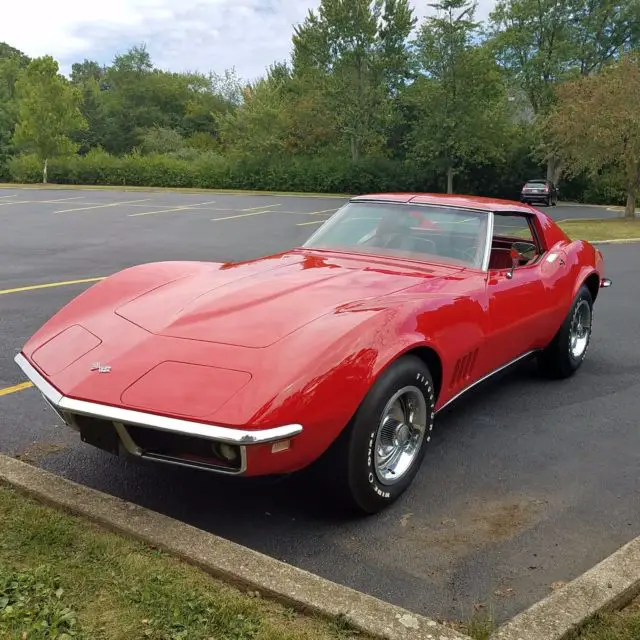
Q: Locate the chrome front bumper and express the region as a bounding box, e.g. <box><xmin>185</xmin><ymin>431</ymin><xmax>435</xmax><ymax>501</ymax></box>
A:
<box><xmin>14</xmin><ymin>352</ymin><xmax>302</xmax><ymax>475</ymax></box>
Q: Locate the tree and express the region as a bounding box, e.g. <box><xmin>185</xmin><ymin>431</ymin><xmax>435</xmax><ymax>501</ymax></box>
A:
<box><xmin>219</xmin><ymin>61</ymin><xmax>338</xmax><ymax>157</ymax></box>
<box><xmin>70</xmin><ymin>59</ymin><xmax>106</xmax><ymax>86</ymax></box>
<box><xmin>0</xmin><ymin>42</ymin><xmax>30</xmax><ymax>171</ymax></box>
<box><xmin>0</xmin><ymin>47</ymin><xmax>30</xmax><ymax>173</ymax></box>
<box><xmin>545</xmin><ymin>53</ymin><xmax>640</xmax><ymax>218</ymax></box>
<box><xmin>140</xmin><ymin>126</ymin><xmax>186</xmax><ymax>154</ymax></box>
<box><xmin>13</xmin><ymin>56</ymin><xmax>87</xmax><ymax>182</ymax></box>
<box><xmin>408</xmin><ymin>0</ymin><xmax>511</xmax><ymax>193</ymax></box>
<box><xmin>292</xmin><ymin>0</ymin><xmax>416</xmax><ymax>161</ymax></box>
<box><xmin>488</xmin><ymin>0</ymin><xmax>574</xmax><ymax>183</ymax></box>
<box><xmin>566</xmin><ymin>0</ymin><xmax>640</xmax><ymax>76</ymax></box>
<box><xmin>0</xmin><ymin>42</ymin><xmax>29</xmax><ymax>65</ymax></box>
<box><xmin>489</xmin><ymin>0</ymin><xmax>640</xmax><ymax>183</ymax></box>
<box><xmin>94</xmin><ymin>47</ymin><xmax>242</xmax><ymax>154</ymax></box>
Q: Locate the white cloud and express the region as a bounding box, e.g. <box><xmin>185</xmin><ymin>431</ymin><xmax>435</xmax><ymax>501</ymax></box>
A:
<box><xmin>0</xmin><ymin>0</ymin><xmax>496</xmax><ymax>81</ymax></box>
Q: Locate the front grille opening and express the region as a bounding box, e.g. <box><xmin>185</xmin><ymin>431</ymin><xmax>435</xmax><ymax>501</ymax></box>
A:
<box><xmin>70</xmin><ymin>413</ymin><xmax>112</xmax><ymax>430</ymax></box>
<box><xmin>126</xmin><ymin>424</ymin><xmax>242</xmax><ymax>471</ymax></box>
<box><xmin>66</xmin><ymin>413</ymin><xmax>242</xmax><ymax>472</ymax></box>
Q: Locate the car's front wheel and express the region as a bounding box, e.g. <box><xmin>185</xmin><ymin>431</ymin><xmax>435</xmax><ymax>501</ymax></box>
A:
<box><xmin>537</xmin><ymin>285</ymin><xmax>593</xmax><ymax>378</ymax></box>
<box><xmin>323</xmin><ymin>355</ymin><xmax>435</xmax><ymax>514</ymax></box>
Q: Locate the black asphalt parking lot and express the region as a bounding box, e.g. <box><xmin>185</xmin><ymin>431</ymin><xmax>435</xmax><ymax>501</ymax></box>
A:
<box><xmin>1</xmin><ymin>186</ymin><xmax>638</xmax><ymax>625</ymax></box>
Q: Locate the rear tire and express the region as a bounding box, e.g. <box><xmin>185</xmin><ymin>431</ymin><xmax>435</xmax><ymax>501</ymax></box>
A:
<box><xmin>537</xmin><ymin>285</ymin><xmax>593</xmax><ymax>378</ymax></box>
<box><xmin>323</xmin><ymin>355</ymin><xmax>435</xmax><ymax>514</ymax></box>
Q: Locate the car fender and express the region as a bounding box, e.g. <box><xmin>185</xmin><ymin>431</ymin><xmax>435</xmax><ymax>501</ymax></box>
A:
<box><xmin>232</xmin><ymin>292</ymin><xmax>482</xmax><ymax>470</ymax></box>
<box><xmin>569</xmin><ymin>241</ymin><xmax>602</xmax><ymax>301</ymax></box>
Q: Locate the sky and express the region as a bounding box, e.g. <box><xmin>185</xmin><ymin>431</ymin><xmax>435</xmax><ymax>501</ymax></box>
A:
<box><xmin>0</xmin><ymin>0</ymin><xmax>497</xmax><ymax>81</ymax></box>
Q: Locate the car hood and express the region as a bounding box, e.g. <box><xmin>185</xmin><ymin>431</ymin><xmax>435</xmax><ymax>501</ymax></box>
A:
<box><xmin>114</xmin><ymin>251</ymin><xmax>452</xmax><ymax>348</ymax></box>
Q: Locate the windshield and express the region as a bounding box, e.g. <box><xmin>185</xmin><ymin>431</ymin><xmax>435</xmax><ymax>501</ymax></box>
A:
<box><xmin>303</xmin><ymin>201</ymin><xmax>489</xmax><ymax>268</ymax></box>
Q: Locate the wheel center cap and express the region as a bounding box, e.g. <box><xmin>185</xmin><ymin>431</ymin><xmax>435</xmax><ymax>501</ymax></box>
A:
<box><xmin>395</xmin><ymin>423</ymin><xmax>411</xmax><ymax>446</ymax></box>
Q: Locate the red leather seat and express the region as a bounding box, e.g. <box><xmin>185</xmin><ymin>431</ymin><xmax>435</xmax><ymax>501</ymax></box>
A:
<box><xmin>489</xmin><ymin>248</ymin><xmax>513</xmax><ymax>270</ymax></box>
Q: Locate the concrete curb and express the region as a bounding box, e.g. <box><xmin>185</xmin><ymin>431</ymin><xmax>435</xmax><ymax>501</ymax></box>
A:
<box><xmin>0</xmin><ymin>454</ymin><xmax>470</xmax><ymax>640</ymax></box>
<box><xmin>0</xmin><ymin>183</ymin><xmax>350</xmax><ymax>200</ymax></box>
<box><xmin>490</xmin><ymin>535</ymin><xmax>640</xmax><ymax>640</ymax></box>
<box><xmin>591</xmin><ymin>238</ymin><xmax>640</xmax><ymax>245</ymax></box>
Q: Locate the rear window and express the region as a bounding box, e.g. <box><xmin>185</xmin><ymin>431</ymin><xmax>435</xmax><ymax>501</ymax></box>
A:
<box><xmin>525</xmin><ymin>181</ymin><xmax>547</xmax><ymax>188</ymax></box>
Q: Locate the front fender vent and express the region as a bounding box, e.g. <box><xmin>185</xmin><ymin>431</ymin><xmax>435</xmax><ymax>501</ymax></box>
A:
<box><xmin>450</xmin><ymin>349</ymin><xmax>479</xmax><ymax>389</ymax></box>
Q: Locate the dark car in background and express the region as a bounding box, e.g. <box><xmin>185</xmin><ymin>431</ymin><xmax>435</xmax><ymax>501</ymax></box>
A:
<box><xmin>521</xmin><ymin>179</ymin><xmax>558</xmax><ymax>206</ymax></box>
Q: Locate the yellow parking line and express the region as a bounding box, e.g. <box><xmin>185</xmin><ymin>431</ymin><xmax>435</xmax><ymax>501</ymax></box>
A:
<box><xmin>0</xmin><ymin>200</ymin><xmax>32</xmax><ymax>207</ymax></box>
<box><xmin>39</xmin><ymin>196</ymin><xmax>85</xmax><ymax>203</ymax></box>
<box><xmin>0</xmin><ymin>196</ymin><xmax>83</xmax><ymax>205</ymax></box>
<box><xmin>302</xmin><ymin>209</ymin><xmax>337</xmax><ymax>215</ymax></box>
<box><xmin>128</xmin><ymin>201</ymin><xmax>216</xmax><ymax>217</ymax></box>
<box><xmin>129</xmin><ymin>205</ymin><xmax>198</xmax><ymax>218</ymax></box>
<box><xmin>55</xmin><ymin>199</ymin><xmax>151</xmax><ymax>213</ymax></box>
<box><xmin>241</xmin><ymin>204</ymin><xmax>281</xmax><ymax>212</ymax></box>
<box><xmin>0</xmin><ymin>382</ymin><xmax>33</xmax><ymax>397</ymax></box>
<box><xmin>211</xmin><ymin>210</ymin><xmax>280</xmax><ymax>222</ymax></box>
<box><xmin>297</xmin><ymin>219</ymin><xmax>327</xmax><ymax>226</ymax></box>
<box><xmin>0</xmin><ymin>277</ymin><xmax>105</xmax><ymax>296</ymax></box>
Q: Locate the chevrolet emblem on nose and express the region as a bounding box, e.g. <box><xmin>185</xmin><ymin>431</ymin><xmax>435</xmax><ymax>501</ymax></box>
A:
<box><xmin>90</xmin><ymin>363</ymin><xmax>111</xmax><ymax>373</ymax></box>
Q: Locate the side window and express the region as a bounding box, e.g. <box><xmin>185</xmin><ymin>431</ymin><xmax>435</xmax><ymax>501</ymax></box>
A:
<box><xmin>493</xmin><ymin>214</ymin><xmax>536</xmax><ymax>243</ymax></box>
<box><xmin>488</xmin><ymin>214</ymin><xmax>541</xmax><ymax>270</ymax></box>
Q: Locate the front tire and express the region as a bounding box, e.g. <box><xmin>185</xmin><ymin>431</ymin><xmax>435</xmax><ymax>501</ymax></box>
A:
<box><xmin>324</xmin><ymin>355</ymin><xmax>435</xmax><ymax>514</ymax></box>
<box><xmin>537</xmin><ymin>285</ymin><xmax>593</xmax><ymax>378</ymax></box>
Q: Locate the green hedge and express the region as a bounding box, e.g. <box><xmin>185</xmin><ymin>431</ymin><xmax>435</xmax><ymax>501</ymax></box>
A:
<box><xmin>5</xmin><ymin>150</ymin><xmax>628</xmax><ymax>205</ymax></box>
<box><xmin>7</xmin><ymin>150</ymin><xmax>441</xmax><ymax>194</ymax></box>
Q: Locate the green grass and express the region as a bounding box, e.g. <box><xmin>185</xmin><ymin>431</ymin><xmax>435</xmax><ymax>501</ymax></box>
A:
<box><xmin>0</xmin><ymin>484</ymin><xmax>367</xmax><ymax>640</ymax></box>
<box><xmin>0</xmin><ymin>182</ymin><xmax>350</xmax><ymax>199</ymax></box>
<box><xmin>461</xmin><ymin>615</ymin><xmax>496</xmax><ymax>640</ymax></box>
<box><xmin>558</xmin><ymin>218</ymin><xmax>640</xmax><ymax>242</ymax></box>
<box><xmin>575</xmin><ymin>597</ymin><xmax>640</xmax><ymax>639</ymax></box>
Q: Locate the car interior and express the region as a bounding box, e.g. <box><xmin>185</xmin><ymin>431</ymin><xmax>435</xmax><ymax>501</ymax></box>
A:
<box><xmin>362</xmin><ymin>222</ymin><xmax>484</xmax><ymax>265</ymax></box>
<box><xmin>487</xmin><ymin>213</ymin><xmax>542</xmax><ymax>270</ymax></box>
<box><xmin>360</xmin><ymin>210</ymin><xmax>542</xmax><ymax>271</ymax></box>
<box><xmin>310</xmin><ymin>205</ymin><xmax>543</xmax><ymax>271</ymax></box>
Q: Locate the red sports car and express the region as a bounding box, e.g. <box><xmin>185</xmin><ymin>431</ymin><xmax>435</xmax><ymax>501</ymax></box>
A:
<box><xmin>15</xmin><ymin>193</ymin><xmax>611</xmax><ymax>514</ymax></box>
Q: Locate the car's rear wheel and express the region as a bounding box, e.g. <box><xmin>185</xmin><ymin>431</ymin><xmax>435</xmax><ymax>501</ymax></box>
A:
<box><xmin>537</xmin><ymin>285</ymin><xmax>593</xmax><ymax>378</ymax></box>
<box><xmin>323</xmin><ymin>355</ymin><xmax>435</xmax><ymax>514</ymax></box>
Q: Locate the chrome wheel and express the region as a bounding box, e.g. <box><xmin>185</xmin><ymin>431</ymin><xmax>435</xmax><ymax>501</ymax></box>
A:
<box><xmin>569</xmin><ymin>299</ymin><xmax>592</xmax><ymax>359</ymax></box>
<box><xmin>374</xmin><ymin>386</ymin><xmax>428</xmax><ymax>486</ymax></box>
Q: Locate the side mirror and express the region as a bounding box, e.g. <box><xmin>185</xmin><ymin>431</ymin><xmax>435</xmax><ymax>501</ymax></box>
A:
<box><xmin>506</xmin><ymin>246</ymin><xmax>526</xmax><ymax>279</ymax></box>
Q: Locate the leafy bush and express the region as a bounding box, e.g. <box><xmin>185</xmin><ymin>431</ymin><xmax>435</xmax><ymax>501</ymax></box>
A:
<box><xmin>560</xmin><ymin>168</ymin><xmax>629</xmax><ymax>206</ymax></box>
<box><xmin>7</xmin><ymin>153</ymin><xmax>42</xmax><ymax>182</ymax></box>
<box><xmin>5</xmin><ymin>150</ymin><xmax>628</xmax><ymax>204</ymax></box>
<box><xmin>140</xmin><ymin>126</ymin><xmax>187</xmax><ymax>155</ymax></box>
